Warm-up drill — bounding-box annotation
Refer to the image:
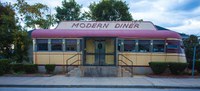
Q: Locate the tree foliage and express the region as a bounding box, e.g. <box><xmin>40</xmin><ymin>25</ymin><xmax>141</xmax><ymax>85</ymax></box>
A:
<box><xmin>183</xmin><ymin>35</ymin><xmax>200</xmax><ymax>62</ymax></box>
<box><xmin>55</xmin><ymin>0</ymin><xmax>82</xmax><ymax>22</ymax></box>
<box><xmin>84</xmin><ymin>0</ymin><xmax>133</xmax><ymax>21</ymax></box>
<box><xmin>14</xmin><ymin>0</ymin><xmax>54</xmax><ymax>29</ymax></box>
<box><xmin>0</xmin><ymin>2</ymin><xmax>17</xmax><ymax>59</ymax></box>
<box><xmin>13</xmin><ymin>30</ymin><xmax>30</xmax><ymax>63</ymax></box>
<box><xmin>0</xmin><ymin>1</ymin><xmax>36</xmax><ymax>63</ymax></box>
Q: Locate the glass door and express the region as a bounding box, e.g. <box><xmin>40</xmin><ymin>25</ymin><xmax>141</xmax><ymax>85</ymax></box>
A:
<box><xmin>95</xmin><ymin>40</ymin><xmax>105</xmax><ymax>65</ymax></box>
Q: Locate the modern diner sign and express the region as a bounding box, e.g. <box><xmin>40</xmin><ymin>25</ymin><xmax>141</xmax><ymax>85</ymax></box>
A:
<box><xmin>56</xmin><ymin>21</ymin><xmax>157</xmax><ymax>30</ymax></box>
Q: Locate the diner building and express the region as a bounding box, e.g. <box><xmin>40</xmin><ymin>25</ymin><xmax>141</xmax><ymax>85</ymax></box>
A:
<box><xmin>31</xmin><ymin>21</ymin><xmax>186</xmax><ymax>76</ymax></box>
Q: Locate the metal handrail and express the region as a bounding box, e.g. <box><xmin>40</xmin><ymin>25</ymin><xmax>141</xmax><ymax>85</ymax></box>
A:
<box><xmin>66</xmin><ymin>53</ymin><xmax>79</xmax><ymax>65</ymax></box>
<box><xmin>119</xmin><ymin>54</ymin><xmax>133</xmax><ymax>66</ymax></box>
<box><xmin>118</xmin><ymin>54</ymin><xmax>134</xmax><ymax>77</ymax></box>
<box><xmin>65</xmin><ymin>53</ymin><xmax>81</xmax><ymax>73</ymax></box>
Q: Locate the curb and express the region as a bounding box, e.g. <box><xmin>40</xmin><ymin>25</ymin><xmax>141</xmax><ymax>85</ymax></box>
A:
<box><xmin>0</xmin><ymin>85</ymin><xmax>200</xmax><ymax>89</ymax></box>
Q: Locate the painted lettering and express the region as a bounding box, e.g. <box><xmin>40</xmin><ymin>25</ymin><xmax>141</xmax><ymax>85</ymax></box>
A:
<box><xmin>134</xmin><ymin>24</ymin><xmax>139</xmax><ymax>28</ymax></box>
<box><xmin>80</xmin><ymin>23</ymin><xmax>85</xmax><ymax>28</ymax></box>
<box><xmin>86</xmin><ymin>23</ymin><xmax>91</xmax><ymax>28</ymax></box>
<box><xmin>71</xmin><ymin>23</ymin><xmax>79</xmax><ymax>28</ymax></box>
<box><xmin>103</xmin><ymin>23</ymin><xmax>109</xmax><ymax>28</ymax></box>
<box><xmin>129</xmin><ymin>23</ymin><xmax>133</xmax><ymax>28</ymax></box>
<box><xmin>97</xmin><ymin>23</ymin><xmax>102</xmax><ymax>28</ymax></box>
<box><xmin>92</xmin><ymin>23</ymin><xmax>97</xmax><ymax>28</ymax></box>
<box><xmin>115</xmin><ymin>23</ymin><xmax>120</xmax><ymax>28</ymax></box>
<box><xmin>70</xmin><ymin>22</ymin><xmax>142</xmax><ymax>29</ymax></box>
<box><xmin>122</xmin><ymin>23</ymin><xmax>129</xmax><ymax>28</ymax></box>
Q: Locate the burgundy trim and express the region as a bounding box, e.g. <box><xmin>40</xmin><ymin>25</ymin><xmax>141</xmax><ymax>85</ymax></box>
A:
<box><xmin>32</xmin><ymin>29</ymin><xmax>181</xmax><ymax>39</ymax></box>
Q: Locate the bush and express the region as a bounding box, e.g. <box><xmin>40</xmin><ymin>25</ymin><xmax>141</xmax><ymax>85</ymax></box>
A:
<box><xmin>169</xmin><ymin>62</ymin><xmax>188</xmax><ymax>75</ymax></box>
<box><xmin>0</xmin><ymin>66</ymin><xmax>4</xmax><ymax>75</ymax></box>
<box><xmin>0</xmin><ymin>59</ymin><xmax>11</xmax><ymax>75</ymax></box>
<box><xmin>45</xmin><ymin>64</ymin><xmax>55</xmax><ymax>74</ymax></box>
<box><xmin>24</xmin><ymin>64</ymin><xmax>38</xmax><ymax>74</ymax></box>
<box><xmin>196</xmin><ymin>60</ymin><xmax>200</xmax><ymax>73</ymax></box>
<box><xmin>149</xmin><ymin>62</ymin><xmax>168</xmax><ymax>74</ymax></box>
<box><xmin>11</xmin><ymin>63</ymin><xmax>25</xmax><ymax>73</ymax></box>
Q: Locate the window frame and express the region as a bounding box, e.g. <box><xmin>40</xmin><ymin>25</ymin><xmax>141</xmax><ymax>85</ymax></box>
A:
<box><xmin>166</xmin><ymin>40</ymin><xmax>181</xmax><ymax>53</ymax></box>
<box><xmin>65</xmin><ymin>39</ymin><xmax>78</xmax><ymax>52</ymax></box>
<box><xmin>123</xmin><ymin>40</ymin><xmax>137</xmax><ymax>52</ymax></box>
<box><xmin>152</xmin><ymin>40</ymin><xmax>165</xmax><ymax>53</ymax></box>
<box><xmin>138</xmin><ymin>40</ymin><xmax>151</xmax><ymax>53</ymax></box>
<box><xmin>36</xmin><ymin>39</ymin><xmax>49</xmax><ymax>52</ymax></box>
<box><xmin>51</xmin><ymin>39</ymin><xmax>63</xmax><ymax>51</ymax></box>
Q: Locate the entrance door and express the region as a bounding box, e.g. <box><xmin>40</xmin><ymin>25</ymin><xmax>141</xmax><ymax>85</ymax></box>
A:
<box><xmin>95</xmin><ymin>40</ymin><xmax>105</xmax><ymax>65</ymax></box>
<box><xmin>83</xmin><ymin>38</ymin><xmax>116</xmax><ymax>66</ymax></box>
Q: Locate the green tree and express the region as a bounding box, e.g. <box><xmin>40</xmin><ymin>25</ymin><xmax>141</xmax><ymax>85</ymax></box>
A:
<box><xmin>183</xmin><ymin>35</ymin><xmax>200</xmax><ymax>62</ymax></box>
<box><xmin>14</xmin><ymin>0</ymin><xmax>54</xmax><ymax>29</ymax></box>
<box><xmin>55</xmin><ymin>0</ymin><xmax>82</xmax><ymax>22</ymax></box>
<box><xmin>84</xmin><ymin>0</ymin><xmax>133</xmax><ymax>21</ymax></box>
<box><xmin>12</xmin><ymin>30</ymin><xmax>30</xmax><ymax>63</ymax></box>
<box><xmin>0</xmin><ymin>2</ymin><xmax>17</xmax><ymax>59</ymax></box>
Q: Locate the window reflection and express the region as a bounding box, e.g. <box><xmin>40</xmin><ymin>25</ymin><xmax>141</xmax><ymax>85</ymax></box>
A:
<box><xmin>36</xmin><ymin>39</ymin><xmax>48</xmax><ymax>51</ymax></box>
<box><xmin>124</xmin><ymin>40</ymin><xmax>136</xmax><ymax>52</ymax></box>
<box><xmin>65</xmin><ymin>39</ymin><xmax>77</xmax><ymax>51</ymax></box>
<box><xmin>138</xmin><ymin>40</ymin><xmax>150</xmax><ymax>52</ymax></box>
<box><xmin>51</xmin><ymin>39</ymin><xmax>63</xmax><ymax>51</ymax></box>
<box><xmin>153</xmin><ymin>40</ymin><xmax>165</xmax><ymax>52</ymax></box>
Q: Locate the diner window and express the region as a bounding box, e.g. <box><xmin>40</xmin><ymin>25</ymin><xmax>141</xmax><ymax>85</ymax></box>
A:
<box><xmin>124</xmin><ymin>40</ymin><xmax>136</xmax><ymax>52</ymax></box>
<box><xmin>36</xmin><ymin>39</ymin><xmax>48</xmax><ymax>51</ymax></box>
<box><xmin>138</xmin><ymin>40</ymin><xmax>150</xmax><ymax>52</ymax></box>
<box><xmin>51</xmin><ymin>39</ymin><xmax>63</xmax><ymax>51</ymax></box>
<box><xmin>153</xmin><ymin>40</ymin><xmax>165</xmax><ymax>52</ymax></box>
<box><xmin>166</xmin><ymin>40</ymin><xmax>180</xmax><ymax>53</ymax></box>
<box><xmin>65</xmin><ymin>39</ymin><xmax>77</xmax><ymax>51</ymax></box>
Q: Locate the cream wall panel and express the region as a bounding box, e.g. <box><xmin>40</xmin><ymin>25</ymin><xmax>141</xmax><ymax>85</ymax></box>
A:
<box><xmin>50</xmin><ymin>55</ymin><xmax>63</xmax><ymax>64</ymax></box>
<box><xmin>151</xmin><ymin>53</ymin><xmax>166</xmax><ymax>62</ymax></box>
<box><xmin>105</xmin><ymin>55</ymin><xmax>114</xmax><ymax>65</ymax></box>
<box><xmin>105</xmin><ymin>39</ymin><xmax>114</xmax><ymax>53</ymax></box>
<box><xmin>34</xmin><ymin>52</ymin><xmax>81</xmax><ymax>65</ymax></box>
<box><xmin>136</xmin><ymin>53</ymin><xmax>151</xmax><ymax>65</ymax></box>
<box><xmin>166</xmin><ymin>53</ymin><xmax>179</xmax><ymax>62</ymax></box>
<box><xmin>86</xmin><ymin>39</ymin><xmax>95</xmax><ymax>53</ymax></box>
<box><xmin>86</xmin><ymin>55</ymin><xmax>95</xmax><ymax>64</ymax></box>
<box><xmin>36</xmin><ymin>55</ymin><xmax>50</xmax><ymax>64</ymax></box>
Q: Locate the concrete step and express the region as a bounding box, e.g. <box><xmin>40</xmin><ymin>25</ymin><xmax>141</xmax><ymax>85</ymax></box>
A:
<box><xmin>66</xmin><ymin>66</ymin><xmax>81</xmax><ymax>77</ymax></box>
<box><xmin>118</xmin><ymin>67</ymin><xmax>132</xmax><ymax>77</ymax></box>
<box><xmin>66</xmin><ymin>66</ymin><xmax>134</xmax><ymax>77</ymax></box>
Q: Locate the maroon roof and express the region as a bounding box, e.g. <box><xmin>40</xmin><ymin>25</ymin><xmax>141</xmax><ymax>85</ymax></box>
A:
<box><xmin>31</xmin><ymin>29</ymin><xmax>181</xmax><ymax>39</ymax></box>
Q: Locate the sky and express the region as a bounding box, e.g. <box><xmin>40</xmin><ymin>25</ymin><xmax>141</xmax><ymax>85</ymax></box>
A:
<box><xmin>2</xmin><ymin>0</ymin><xmax>200</xmax><ymax>35</ymax></box>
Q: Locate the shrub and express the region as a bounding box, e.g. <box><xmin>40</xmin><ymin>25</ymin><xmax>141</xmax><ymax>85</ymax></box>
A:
<box><xmin>45</xmin><ymin>64</ymin><xmax>55</xmax><ymax>74</ymax></box>
<box><xmin>24</xmin><ymin>64</ymin><xmax>38</xmax><ymax>74</ymax></box>
<box><xmin>0</xmin><ymin>59</ymin><xmax>11</xmax><ymax>75</ymax></box>
<box><xmin>168</xmin><ymin>62</ymin><xmax>188</xmax><ymax>75</ymax></box>
<box><xmin>196</xmin><ymin>60</ymin><xmax>200</xmax><ymax>73</ymax></box>
<box><xmin>149</xmin><ymin>62</ymin><xmax>168</xmax><ymax>74</ymax></box>
<box><xmin>0</xmin><ymin>66</ymin><xmax>4</xmax><ymax>76</ymax></box>
<box><xmin>11</xmin><ymin>63</ymin><xmax>25</xmax><ymax>73</ymax></box>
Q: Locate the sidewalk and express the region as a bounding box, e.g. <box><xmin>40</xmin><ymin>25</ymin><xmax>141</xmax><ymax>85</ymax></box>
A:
<box><xmin>0</xmin><ymin>75</ymin><xmax>200</xmax><ymax>89</ymax></box>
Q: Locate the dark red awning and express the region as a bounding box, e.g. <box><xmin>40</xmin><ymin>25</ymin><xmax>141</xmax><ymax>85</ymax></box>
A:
<box><xmin>32</xmin><ymin>29</ymin><xmax>181</xmax><ymax>39</ymax></box>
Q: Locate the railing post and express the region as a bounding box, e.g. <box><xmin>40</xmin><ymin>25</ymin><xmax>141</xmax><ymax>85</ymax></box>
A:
<box><xmin>132</xmin><ymin>66</ymin><xmax>133</xmax><ymax>77</ymax></box>
<box><xmin>121</xmin><ymin>66</ymin><xmax>123</xmax><ymax>77</ymax></box>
